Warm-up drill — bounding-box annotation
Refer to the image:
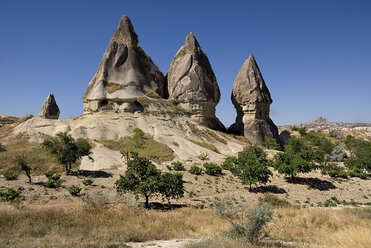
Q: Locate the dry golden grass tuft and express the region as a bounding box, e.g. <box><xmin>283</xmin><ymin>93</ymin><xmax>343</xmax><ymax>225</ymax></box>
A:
<box><xmin>105</xmin><ymin>82</ymin><xmax>125</xmax><ymax>94</ymax></box>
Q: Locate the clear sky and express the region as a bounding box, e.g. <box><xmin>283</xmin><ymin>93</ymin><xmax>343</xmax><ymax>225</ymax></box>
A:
<box><xmin>1</xmin><ymin>0</ymin><xmax>370</xmax><ymax>126</ymax></box>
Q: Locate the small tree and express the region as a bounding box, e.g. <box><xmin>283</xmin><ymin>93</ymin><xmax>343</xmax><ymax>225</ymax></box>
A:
<box><xmin>262</xmin><ymin>138</ymin><xmax>280</xmax><ymax>150</ymax></box>
<box><xmin>273</xmin><ymin>136</ymin><xmax>321</xmax><ymax>179</ymax></box>
<box><xmin>41</xmin><ymin>132</ymin><xmax>92</xmax><ymax>175</ymax></box>
<box><xmin>15</xmin><ymin>155</ymin><xmax>32</xmax><ymax>184</ymax></box>
<box><xmin>235</xmin><ymin>145</ymin><xmax>272</xmax><ymax>191</ymax></box>
<box><xmin>115</xmin><ymin>152</ymin><xmax>161</xmax><ymax>208</ymax></box>
<box><xmin>158</xmin><ymin>172</ymin><xmax>184</xmax><ymax>206</ymax></box>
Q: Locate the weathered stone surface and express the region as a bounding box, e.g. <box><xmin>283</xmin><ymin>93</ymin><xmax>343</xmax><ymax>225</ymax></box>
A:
<box><xmin>229</xmin><ymin>55</ymin><xmax>280</xmax><ymax>146</ymax></box>
<box><xmin>83</xmin><ymin>15</ymin><xmax>165</xmax><ymax>113</ymax></box>
<box><xmin>39</xmin><ymin>94</ymin><xmax>60</xmax><ymax>119</ymax></box>
<box><xmin>166</xmin><ymin>33</ymin><xmax>224</xmax><ymax>130</ymax></box>
<box><xmin>279</xmin><ymin>130</ymin><xmax>291</xmax><ymax>147</ymax></box>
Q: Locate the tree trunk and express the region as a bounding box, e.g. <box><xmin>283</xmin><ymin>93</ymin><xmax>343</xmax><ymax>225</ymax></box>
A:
<box><xmin>145</xmin><ymin>195</ymin><xmax>149</xmax><ymax>209</ymax></box>
<box><xmin>249</xmin><ymin>183</ymin><xmax>252</xmax><ymax>192</ymax></box>
<box><xmin>65</xmin><ymin>164</ymin><xmax>69</xmax><ymax>175</ymax></box>
<box><xmin>27</xmin><ymin>174</ymin><xmax>32</xmax><ymax>184</ymax></box>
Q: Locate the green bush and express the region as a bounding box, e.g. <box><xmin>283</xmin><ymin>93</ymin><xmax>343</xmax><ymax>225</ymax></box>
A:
<box><xmin>3</xmin><ymin>171</ymin><xmax>18</xmax><ymax>181</ymax></box>
<box><xmin>44</xmin><ymin>171</ymin><xmax>62</xmax><ymax>188</ymax></box>
<box><xmin>262</xmin><ymin>138</ymin><xmax>280</xmax><ymax>150</ymax></box>
<box><xmin>68</xmin><ymin>185</ymin><xmax>82</xmax><ymax>196</ymax></box>
<box><xmin>189</xmin><ymin>165</ymin><xmax>203</xmax><ymax>175</ymax></box>
<box><xmin>0</xmin><ymin>187</ymin><xmax>23</xmax><ymax>202</ymax></box>
<box><xmin>321</xmin><ymin>164</ymin><xmax>349</xmax><ymax>178</ymax></box>
<box><xmin>158</xmin><ymin>172</ymin><xmax>184</xmax><ymax>205</ymax></box>
<box><xmin>214</xmin><ymin>196</ymin><xmax>274</xmax><ymax>243</ymax></box>
<box><xmin>171</xmin><ymin>161</ymin><xmax>185</xmax><ymax>171</ymax></box>
<box><xmin>82</xmin><ymin>179</ymin><xmax>94</xmax><ymax>186</ymax></box>
<box><xmin>133</xmin><ymin>128</ymin><xmax>145</xmax><ymax>138</ymax></box>
<box><xmin>203</xmin><ymin>163</ymin><xmax>222</xmax><ymax>176</ymax></box>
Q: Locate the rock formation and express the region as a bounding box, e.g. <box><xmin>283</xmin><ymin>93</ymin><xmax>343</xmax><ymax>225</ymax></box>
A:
<box><xmin>166</xmin><ymin>33</ymin><xmax>225</xmax><ymax>130</ymax></box>
<box><xmin>39</xmin><ymin>94</ymin><xmax>60</xmax><ymax>119</ymax></box>
<box><xmin>229</xmin><ymin>55</ymin><xmax>280</xmax><ymax>146</ymax></box>
<box><xmin>83</xmin><ymin>15</ymin><xmax>165</xmax><ymax>113</ymax></box>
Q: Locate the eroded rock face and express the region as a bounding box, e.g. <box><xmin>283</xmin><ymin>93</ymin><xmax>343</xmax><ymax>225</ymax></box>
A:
<box><xmin>166</xmin><ymin>33</ymin><xmax>224</xmax><ymax>130</ymax></box>
<box><xmin>83</xmin><ymin>15</ymin><xmax>165</xmax><ymax>113</ymax></box>
<box><xmin>229</xmin><ymin>55</ymin><xmax>280</xmax><ymax>146</ymax></box>
<box><xmin>39</xmin><ymin>94</ymin><xmax>60</xmax><ymax>119</ymax></box>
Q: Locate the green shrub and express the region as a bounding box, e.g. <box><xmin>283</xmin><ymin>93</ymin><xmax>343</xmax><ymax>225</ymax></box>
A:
<box><xmin>298</xmin><ymin>127</ymin><xmax>307</xmax><ymax>136</ymax></box>
<box><xmin>203</xmin><ymin>163</ymin><xmax>222</xmax><ymax>176</ymax></box>
<box><xmin>0</xmin><ymin>187</ymin><xmax>23</xmax><ymax>202</ymax></box>
<box><xmin>3</xmin><ymin>171</ymin><xmax>18</xmax><ymax>181</ymax></box>
<box><xmin>321</xmin><ymin>164</ymin><xmax>349</xmax><ymax>178</ymax></box>
<box><xmin>158</xmin><ymin>172</ymin><xmax>184</xmax><ymax>205</ymax></box>
<box><xmin>68</xmin><ymin>185</ymin><xmax>82</xmax><ymax>196</ymax></box>
<box><xmin>82</xmin><ymin>179</ymin><xmax>94</xmax><ymax>186</ymax></box>
<box><xmin>189</xmin><ymin>165</ymin><xmax>203</xmax><ymax>175</ymax></box>
<box><xmin>214</xmin><ymin>196</ymin><xmax>274</xmax><ymax>243</ymax></box>
<box><xmin>171</xmin><ymin>161</ymin><xmax>185</xmax><ymax>171</ymax></box>
<box><xmin>44</xmin><ymin>171</ymin><xmax>62</xmax><ymax>188</ymax></box>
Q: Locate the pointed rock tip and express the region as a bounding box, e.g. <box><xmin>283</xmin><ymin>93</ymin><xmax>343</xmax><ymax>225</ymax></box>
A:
<box><xmin>113</xmin><ymin>14</ymin><xmax>138</xmax><ymax>47</ymax></box>
<box><xmin>185</xmin><ymin>32</ymin><xmax>200</xmax><ymax>49</ymax></box>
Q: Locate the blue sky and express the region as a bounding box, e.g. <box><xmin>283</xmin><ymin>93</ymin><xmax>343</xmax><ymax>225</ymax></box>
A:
<box><xmin>0</xmin><ymin>0</ymin><xmax>370</xmax><ymax>126</ymax></box>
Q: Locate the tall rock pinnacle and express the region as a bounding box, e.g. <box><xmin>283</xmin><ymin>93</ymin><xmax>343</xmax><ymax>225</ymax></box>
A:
<box><xmin>83</xmin><ymin>15</ymin><xmax>165</xmax><ymax>113</ymax></box>
<box><xmin>166</xmin><ymin>32</ymin><xmax>224</xmax><ymax>130</ymax></box>
<box><xmin>39</xmin><ymin>94</ymin><xmax>60</xmax><ymax>119</ymax></box>
<box><xmin>229</xmin><ymin>55</ymin><xmax>280</xmax><ymax>146</ymax></box>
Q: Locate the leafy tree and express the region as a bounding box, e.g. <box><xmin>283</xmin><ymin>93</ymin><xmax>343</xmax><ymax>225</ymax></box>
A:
<box><xmin>235</xmin><ymin>145</ymin><xmax>272</xmax><ymax>191</ymax></box>
<box><xmin>221</xmin><ymin>156</ymin><xmax>238</xmax><ymax>173</ymax></box>
<box><xmin>344</xmin><ymin>137</ymin><xmax>371</xmax><ymax>175</ymax></box>
<box><xmin>42</xmin><ymin>132</ymin><xmax>92</xmax><ymax>175</ymax></box>
<box><xmin>158</xmin><ymin>172</ymin><xmax>184</xmax><ymax>205</ymax></box>
<box><xmin>273</xmin><ymin>136</ymin><xmax>321</xmax><ymax>179</ymax></box>
<box><xmin>15</xmin><ymin>155</ymin><xmax>32</xmax><ymax>184</ymax></box>
<box><xmin>298</xmin><ymin>127</ymin><xmax>307</xmax><ymax>136</ymax></box>
<box><xmin>115</xmin><ymin>152</ymin><xmax>161</xmax><ymax>208</ymax></box>
<box><xmin>345</xmin><ymin>135</ymin><xmax>357</xmax><ymax>154</ymax></box>
<box><xmin>302</xmin><ymin>132</ymin><xmax>335</xmax><ymax>155</ymax></box>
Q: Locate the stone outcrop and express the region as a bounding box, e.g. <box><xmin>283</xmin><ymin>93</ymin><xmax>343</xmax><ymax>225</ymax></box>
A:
<box><xmin>83</xmin><ymin>15</ymin><xmax>165</xmax><ymax>113</ymax></box>
<box><xmin>229</xmin><ymin>55</ymin><xmax>280</xmax><ymax>146</ymax></box>
<box><xmin>39</xmin><ymin>94</ymin><xmax>60</xmax><ymax>119</ymax></box>
<box><xmin>166</xmin><ymin>33</ymin><xmax>225</xmax><ymax>130</ymax></box>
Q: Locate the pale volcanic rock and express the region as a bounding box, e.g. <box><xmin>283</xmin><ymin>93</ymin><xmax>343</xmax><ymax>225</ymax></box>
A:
<box><xmin>39</xmin><ymin>94</ymin><xmax>60</xmax><ymax>119</ymax></box>
<box><xmin>229</xmin><ymin>55</ymin><xmax>280</xmax><ymax>146</ymax></box>
<box><xmin>166</xmin><ymin>33</ymin><xmax>225</xmax><ymax>130</ymax></box>
<box><xmin>83</xmin><ymin>15</ymin><xmax>165</xmax><ymax>113</ymax></box>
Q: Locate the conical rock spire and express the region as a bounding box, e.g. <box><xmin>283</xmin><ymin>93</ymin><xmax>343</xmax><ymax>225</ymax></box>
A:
<box><xmin>83</xmin><ymin>14</ymin><xmax>165</xmax><ymax>113</ymax></box>
<box><xmin>229</xmin><ymin>55</ymin><xmax>280</xmax><ymax>147</ymax></box>
<box><xmin>39</xmin><ymin>94</ymin><xmax>60</xmax><ymax>119</ymax></box>
<box><xmin>166</xmin><ymin>32</ymin><xmax>224</xmax><ymax>130</ymax></box>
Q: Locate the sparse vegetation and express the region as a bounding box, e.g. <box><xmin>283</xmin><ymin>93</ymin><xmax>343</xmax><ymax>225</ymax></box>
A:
<box><xmin>98</xmin><ymin>129</ymin><xmax>174</xmax><ymax>162</ymax></box>
<box><xmin>196</xmin><ymin>152</ymin><xmax>210</xmax><ymax>161</ymax></box>
<box><xmin>82</xmin><ymin>179</ymin><xmax>94</xmax><ymax>186</ymax></box>
<box><xmin>191</xmin><ymin>140</ymin><xmax>220</xmax><ymax>153</ymax></box>
<box><xmin>3</xmin><ymin>171</ymin><xmax>18</xmax><ymax>181</ymax></box>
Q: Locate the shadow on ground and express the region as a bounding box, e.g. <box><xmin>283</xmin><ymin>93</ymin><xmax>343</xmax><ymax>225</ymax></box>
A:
<box><xmin>286</xmin><ymin>177</ymin><xmax>336</xmax><ymax>191</ymax></box>
<box><xmin>250</xmin><ymin>185</ymin><xmax>287</xmax><ymax>194</ymax></box>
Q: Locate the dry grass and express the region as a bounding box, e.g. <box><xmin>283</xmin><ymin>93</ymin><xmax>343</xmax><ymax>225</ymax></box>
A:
<box><xmin>270</xmin><ymin>207</ymin><xmax>371</xmax><ymax>248</ymax></box>
<box><xmin>190</xmin><ymin>140</ymin><xmax>220</xmax><ymax>154</ymax></box>
<box><xmin>0</xmin><ymin>202</ymin><xmax>227</xmax><ymax>248</ymax></box>
<box><xmin>0</xmin><ymin>133</ymin><xmax>61</xmax><ymax>175</ymax></box>
<box><xmin>105</xmin><ymin>82</ymin><xmax>125</xmax><ymax>94</ymax></box>
<box><xmin>97</xmin><ymin>136</ymin><xmax>174</xmax><ymax>162</ymax></box>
